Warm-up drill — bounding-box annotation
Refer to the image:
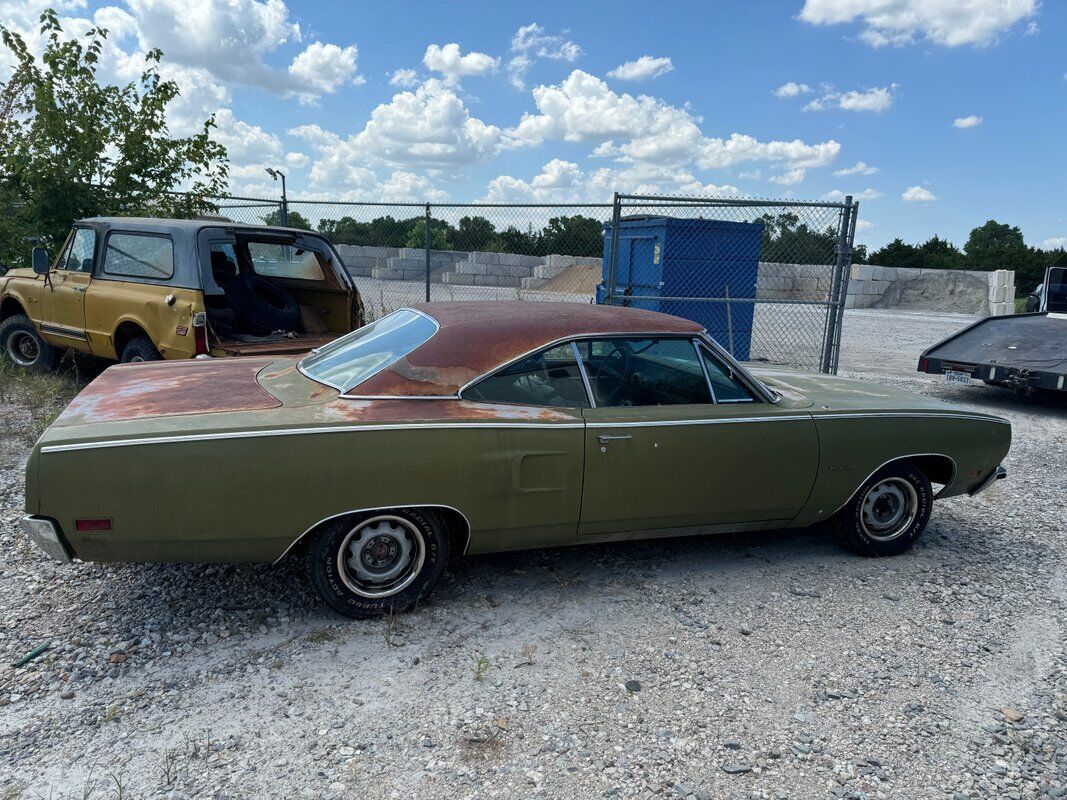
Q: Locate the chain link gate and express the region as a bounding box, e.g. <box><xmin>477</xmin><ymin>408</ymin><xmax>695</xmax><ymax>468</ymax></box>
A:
<box><xmin>602</xmin><ymin>193</ymin><xmax>858</xmax><ymax>374</ymax></box>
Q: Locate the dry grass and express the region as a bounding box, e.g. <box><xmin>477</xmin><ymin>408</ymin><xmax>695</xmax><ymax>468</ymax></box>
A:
<box><xmin>0</xmin><ymin>358</ymin><xmax>82</xmax><ymax>446</ymax></box>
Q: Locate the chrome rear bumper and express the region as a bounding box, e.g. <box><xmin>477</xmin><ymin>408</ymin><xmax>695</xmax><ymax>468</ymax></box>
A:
<box><xmin>969</xmin><ymin>465</ymin><xmax>1007</xmax><ymax>497</ymax></box>
<box><xmin>21</xmin><ymin>516</ymin><xmax>70</xmax><ymax>562</ymax></box>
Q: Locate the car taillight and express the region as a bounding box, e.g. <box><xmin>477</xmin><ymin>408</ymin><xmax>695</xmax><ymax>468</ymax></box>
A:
<box><xmin>919</xmin><ymin>358</ymin><xmax>928</xmax><ymax>372</ymax></box>
<box><xmin>75</xmin><ymin>518</ymin><xmax>112</xmax><ymax>532</ymax></box>
<box><xmin>192</xmin><ymin>312</ymin><xmax>208</xmax><ymax>356</ymax></box>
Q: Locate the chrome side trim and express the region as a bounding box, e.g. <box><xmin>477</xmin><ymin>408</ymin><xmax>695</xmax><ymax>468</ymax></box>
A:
<box><xmin>273</xmin><ymin>503</ymin><xmax>472</xmax><ymax>564</ymax></box>
<box><xmin>811</xmin><ymin>411</ymin><xmax>1011</xmax><ymax>425</ymax></box>
<box><xmin>587</xmin><ymin>415</ymin><xmax>811</xmax><ymax>429</ymax></box>
<box><xmin>40</xmin><ymin>322</ymin><xmax>88</xmax><ymax>341</ymax></box>
<box><xmin>828</xmin><ymin>452</ymin><xmax>958</xmax><ymax>519</ymax></box>
<box><xmin>40</xmin><ymin>421</ymin><xmax>587</xmax><ymax>453</ymax></box>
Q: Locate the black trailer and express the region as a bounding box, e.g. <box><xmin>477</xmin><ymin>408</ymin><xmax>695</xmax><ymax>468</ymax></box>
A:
<box><xmin>918</xmin><ymin>312</ymin><xmax>1067</xmax><ymax>393</ymax></box>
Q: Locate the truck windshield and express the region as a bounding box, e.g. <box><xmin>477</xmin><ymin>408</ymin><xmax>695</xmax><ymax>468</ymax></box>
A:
<box><xmin>298</xmin><ymin>309</ymin><xmax>438</xmax><ymax>393</ymax></box>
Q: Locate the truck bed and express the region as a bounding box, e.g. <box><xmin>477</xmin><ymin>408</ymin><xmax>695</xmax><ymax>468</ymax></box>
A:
<box><xmin>918</xmin><ymin>312</ymin><xmax>1067</xmax><ymax>392</ymax></box>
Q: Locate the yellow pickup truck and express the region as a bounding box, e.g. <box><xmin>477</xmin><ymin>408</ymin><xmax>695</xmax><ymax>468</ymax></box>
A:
<box><xmin>0</xmin><ymin>217</ymin><xmax>365</xmax><ymax>371</ymax></box>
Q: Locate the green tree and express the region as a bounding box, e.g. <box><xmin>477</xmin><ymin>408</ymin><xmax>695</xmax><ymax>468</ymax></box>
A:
<box><xmin>963</xmin><ymin>220</ymin><xmax>1026</xmax><ymax>269</ymax></box>
<box><xmin>261</xmin><ymin>209</ymin><xmax>311</xmax><ymax>230</ymax></box>
<box><xmin>405</xmin><ymin>218</ymin><xmax>451</xmax><ymax>250</ymax></box>
<box><xmin>867</xmin><ymin>238</ymin><xmax>923</xmax><ymax>269</ymax></box>
<box><xmin>448</xmin><ymin>215</ymin><xmax>499</xmax><ymax>252</ymax></box>
<box><xmin>541</xmin><ymin>215</ymin><xmax>604</xmax><ymax>257</ymax></box>
<box><xmin>0</xmin><ymin>10</ymin><xmax>228</xmax><ymax>266</ymax></box>
<box><xmin>917</xmin><ymin>235</ymin><xmax>965</xmax><ymax>270</ymax></box>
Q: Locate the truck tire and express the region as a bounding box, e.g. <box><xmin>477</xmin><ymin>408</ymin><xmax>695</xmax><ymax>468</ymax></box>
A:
<box><xmin>835</xmin><ymin>463</ymin><xmax>932</xmax><ymax>557</ymax></box>
<box><xmin>225</xmin><ymin>269</ymin><xmax>301</xmax><ymax>334</ymax></box>
<box><xmin>0</xmin><ymin>314</ymin><xmax>56</xmax><ymax>373</ymax></box>
<box><xmin>120</xmin><ymin>336</ymin><xmax>162</xmax><ymax>363</ymax></box>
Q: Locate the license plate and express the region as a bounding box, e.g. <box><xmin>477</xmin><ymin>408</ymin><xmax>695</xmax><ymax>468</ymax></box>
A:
<box><xmin>945</xmin><ymin>369</ymin><xmax>972</xmax><ymax>385</ymax></box>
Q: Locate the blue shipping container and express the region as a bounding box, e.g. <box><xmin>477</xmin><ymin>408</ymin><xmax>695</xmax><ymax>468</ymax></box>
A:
<box><xmin>599</xmin><ymin>216</ymin><xmax>764</xmax><ymax>360</ymax></box>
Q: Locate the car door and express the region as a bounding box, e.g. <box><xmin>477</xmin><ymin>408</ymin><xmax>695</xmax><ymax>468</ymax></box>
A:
<box><xmin>41</xmin><ymin>226</ymin><xmax>96</xmax><ymax>351</ymax></box>
<box><xmin>576</xmin><ymin>336</ymin><xmax>819</xmax><ymax>537</ymax></box>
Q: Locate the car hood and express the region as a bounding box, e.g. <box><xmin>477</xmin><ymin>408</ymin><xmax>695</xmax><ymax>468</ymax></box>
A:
<box><xmin>52</xmin><ymin>358</ymin><xmax>283</xmax><ymax>428</ymax></box>
<box><xmin>749</xmin><ymin>366</ymin><xmax>992</xmax><ymax>416</ymax></box>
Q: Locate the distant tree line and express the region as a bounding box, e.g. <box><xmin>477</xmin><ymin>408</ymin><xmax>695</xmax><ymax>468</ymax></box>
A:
<box><xmin>858</xmin><ymin>220</ymin><xmax>1066</xmax><ymax>293</ymax></box>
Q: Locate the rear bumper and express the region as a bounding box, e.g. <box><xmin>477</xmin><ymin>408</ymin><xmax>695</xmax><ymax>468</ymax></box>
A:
<box><xmin>21</xmin><ymin>516</ymin><xmax>71</xmax><ymax>562</ymax></box>
<box><xmin>969</xmin><ymin>465</ymin><xmax>1007</xmax><ymax>497</ymax></box>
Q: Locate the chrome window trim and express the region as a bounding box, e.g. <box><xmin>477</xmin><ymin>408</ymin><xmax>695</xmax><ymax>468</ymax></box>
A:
<box><xmin>298</xmin><ymin>307</ymin><xmax>440</xmax><ymax>393</ymax></box>
<box><xmin>693</xmin><ymin>337</ymin><xmax>719</xmax><ymax>404</ymax></box>
<box><xmin>695</xmin><ymin>338</ymin><xmax>763</xmax><ymax>404</ymax></box>
<box><xmin>273</xmin><ymin>503</ymin><xmax>473</xmax><ymax>564</ymax></box>
<box><xmin>459</xmin><ymin>338</ymin><xmax>594</xmax><ymax>410</ymax></box>
<box><xmin>571</xmin><ymin>340</ymin><xmax>597</xmax><ymax>409</ymax></box>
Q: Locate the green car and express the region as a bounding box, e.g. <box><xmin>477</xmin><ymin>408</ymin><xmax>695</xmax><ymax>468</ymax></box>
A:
<box><xmin>22</xmin><ymin>302</ymin><xmax>1010</xmax><ymax>618</ymax></box>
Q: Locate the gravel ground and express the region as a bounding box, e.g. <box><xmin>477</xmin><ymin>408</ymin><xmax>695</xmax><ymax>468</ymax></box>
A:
<box><xmin>1</xmin><ymin>309</ymin><xmax>1065</xmax><ymax>800</ymax></box>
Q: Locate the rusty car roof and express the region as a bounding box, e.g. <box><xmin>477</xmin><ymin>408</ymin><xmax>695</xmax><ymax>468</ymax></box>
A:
<box><xmin>350</xmin><ymin>302</ymin><xmax>704</xmax><ymax>398</ymax></box>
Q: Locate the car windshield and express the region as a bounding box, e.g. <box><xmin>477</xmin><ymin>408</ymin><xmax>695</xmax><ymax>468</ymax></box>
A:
<box><xmin>298</xmin><ymin>309</ymin><xmax>438</xmax><ymax>393</ymax></box>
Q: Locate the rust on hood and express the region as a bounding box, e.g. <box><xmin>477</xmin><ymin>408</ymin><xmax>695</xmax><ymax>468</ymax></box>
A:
<box><xmin>55</xmin><ymin>358</ymin><xmax>281</xmax><ymax>426</ymax></box>
<box><xmin>354</xmin><ymin>301</ymin><xmax>702</xmax><ymax>397</ymax></box>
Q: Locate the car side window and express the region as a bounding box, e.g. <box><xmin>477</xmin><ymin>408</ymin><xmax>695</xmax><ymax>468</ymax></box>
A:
<box><xmin>104</xmin><ymin>233</ymin><xmax>174</xmax><ymax>279</ymax></box>
<box><xmin>59</xmin><ymin>228</ymin><xmax>96</xmax><ymax>273</ymax></box>
<box><xmin>698</xmin><ymin>345</ymin><xmax>755</xmax><ymax>403</ymax></box>
<box><xmin>574</xmin><ymin>338</ymin><xmax>712</xmax><ymax>407</ymax></box>
<box><xmin>464</xmin><ymin>344</ymin><xmax>590</xmax><ymax>408</ymax></box>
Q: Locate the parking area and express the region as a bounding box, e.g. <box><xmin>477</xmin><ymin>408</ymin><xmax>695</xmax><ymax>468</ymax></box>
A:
<box><xmin>0</xmin><ymin>308</ymin><xmax>1064</xmax><ymax>800</ymax></box>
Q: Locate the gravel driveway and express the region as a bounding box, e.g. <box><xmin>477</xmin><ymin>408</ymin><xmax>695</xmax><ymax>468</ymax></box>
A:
<box><xmin>1</xmin><ymin>309</ymin><xmax>1064</xmax><ymax>800</ymax></box>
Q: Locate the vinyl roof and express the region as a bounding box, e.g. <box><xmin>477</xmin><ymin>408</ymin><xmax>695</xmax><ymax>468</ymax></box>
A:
<box><xmin>351</xmin><ymin>302</ymin><xmax>704</xmax><ymax>397</ymax></box>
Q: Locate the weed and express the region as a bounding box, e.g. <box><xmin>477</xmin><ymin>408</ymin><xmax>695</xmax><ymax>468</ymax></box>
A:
<box><xmin>473</xmin><ymin>654</ymin><xmax>491</xmax><ymax>681</ymax></box>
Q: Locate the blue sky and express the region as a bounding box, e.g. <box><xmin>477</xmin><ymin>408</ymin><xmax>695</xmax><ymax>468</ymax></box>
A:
<box><xmin>1</xmin><ymin>0</ymin><xmax>1062</xmax><ymax>250</ymax></box>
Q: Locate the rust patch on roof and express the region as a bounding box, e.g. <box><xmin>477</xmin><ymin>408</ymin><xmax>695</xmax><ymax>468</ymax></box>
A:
<box><xmin>354</xmin><ymin>301</ymin><xmax>701</xmax><ymax>397</ymax></box>
<box><xmin>55</xmin><ymin>358</ymin><xmax>281</xmax><ymax>426</ymax></box>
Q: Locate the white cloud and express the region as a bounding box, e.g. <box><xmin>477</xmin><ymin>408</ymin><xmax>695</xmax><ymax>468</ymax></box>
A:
<box><xmin>698</xmin><ymin>134</ymin><xmax>840</xmax><ymax>170</ymax></box>
<box><xmin>422</xmin><ymin>43</ymin><xmax>499</xmax><ymax>83</ymax></box>
<box><xmin>773</xmin><ymin>81</ymin><xmax>812</xmax><ymax>98</ymax></box>
<box><xmin>820</xmin><ymin>188</ymin><xmax>884</xmax><ymax>201</ymax></box>
<box><xmin>213</xmin><ymin>109</ymin><xmax>283</xmax><ymax>166</ymax></box>
<box><xmin>389</xmin><ymin>68</ymin><xmax>419</xmax><ymax>88</ymax></box>
<box><xmin>953</xmin><ymin>114</ymin><xmax>983</xmax><ymax>128</ymax></box>
<box><xmin>799</xmin><ymin>0</ymin><xmax>1038</xmax><ymax>48</ymax></box>
<box><xmin>768</xmin><ymin>168</ymin><xmax>806</xmax><ymax>186</ymax></box>
<box><xmin>607</xmin><ymin>56</ymin><xmax>674</xmax><ymax>81</ymax></box>
<box><xmin>805</xmin><ymin>84</ymin><xmax>896</xmax><ymax>112</ymax></box>
<box><xmin>507</xmin><ymin>22</ymin><xmax>582</xmax><ymax>89</ymax></box>
<box><xmin>288</xmin><ymin>42</ymin><xmax>362</xmax><ymax>98</ymax></box>
<box><xmin>284</xmin><ymin>151</ymin><xmax>309</xmax><ymax>168</ymax></box>
<box><xmin>856</xmin><ymin>219</ymin><xmax>876</xmax><ymax>232</ymax></box>
<box><xmin>1042</xmin><ymin>237</ymin><xmax>1067</xmax><ymax>249</ymax></box>
<box><xmin>379</xmin><ymin>171</ymin><xmax>449</xmax><ymax>202</ymax></box>
<box><xmin>902</xmin><ymin>185</ymin><xmax>938</xmax><ymax>202</ymax></box>
<box><xmin>834</xmin><ymin>161</ymin><xmax>879</xmax><ymax>176</ymax></box>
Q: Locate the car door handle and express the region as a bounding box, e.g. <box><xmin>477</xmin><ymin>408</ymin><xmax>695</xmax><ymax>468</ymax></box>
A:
<box><xmin>597</xmin><ymin>434</ymin><xmax>633</xmax><ymax>443</ymax></box>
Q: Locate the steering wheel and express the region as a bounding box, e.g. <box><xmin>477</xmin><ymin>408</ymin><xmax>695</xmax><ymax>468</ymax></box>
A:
<box><xmin>592</xmin><ymin>343</ymin><xmax>631</xmax><ymax>404</ymax></box>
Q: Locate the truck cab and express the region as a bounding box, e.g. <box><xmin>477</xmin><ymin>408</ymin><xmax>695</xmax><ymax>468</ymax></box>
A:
<box><xmin>1025</xmin><ymin>266</ymin><xmax>1067</xmax><ymax>314</ymax></box>
<box><xmin>0</xmin><ymin>217</ymin><xmax>365</xmax><ymax>370</ymax></box>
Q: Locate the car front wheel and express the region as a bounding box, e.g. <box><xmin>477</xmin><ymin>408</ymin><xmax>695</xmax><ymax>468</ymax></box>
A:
<box><xmin>305</xmin><ymin>508</ymin><xmax>450</xmax><ymax>619</ymax></box>
<box><xmin>835</xmin><ymin>462</ymin><xmax>932</xmax><ymax>557</ymax></box>
<box><xmin>0</xmin><ymin>314</ymin><xmax>56</xmax><ymax>373</ymax></box>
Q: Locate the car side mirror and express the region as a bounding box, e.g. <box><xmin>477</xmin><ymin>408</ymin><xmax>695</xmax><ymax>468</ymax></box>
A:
<box><xmin>31</xmin><ymin>247</ymin><xmax>50</xmax><ymax>275</ymax></box>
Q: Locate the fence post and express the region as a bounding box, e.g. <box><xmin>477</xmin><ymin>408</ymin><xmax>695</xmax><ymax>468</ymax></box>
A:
<box><xmin>605</xmin><ymin>192</ymin><xmax>622</xmax><ymax>304</ymax></box>
<box><xmin>821</xmin><ymin>195</ymin><xmax>855</xmax><ymax>374</ymax></box>
<box><xmin>831</xmin><ymin>201</ymin><xmax>859</xmax><ymax>374</ymax></box>
<box><xmin>424</xmin><ymin>202</ymin><xmax>431</xmax><ymax>303</ymax></box>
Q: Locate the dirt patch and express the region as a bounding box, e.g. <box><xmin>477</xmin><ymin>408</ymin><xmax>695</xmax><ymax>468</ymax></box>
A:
<box><xmin>539</xmin><ymin>262</ymin><xmax>601</xmax><ymax>295</ymax></box>
<box><xmin>872</xmin><ymin>270</ymin><xmax>989</xmax><ymax>315</ymax></box>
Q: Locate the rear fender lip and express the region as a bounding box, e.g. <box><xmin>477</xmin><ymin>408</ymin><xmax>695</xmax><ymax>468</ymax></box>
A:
<box><xmin>968</xmin><ymin>465</ymin><xmax>1007</xmax><ymax>497</ymax></box>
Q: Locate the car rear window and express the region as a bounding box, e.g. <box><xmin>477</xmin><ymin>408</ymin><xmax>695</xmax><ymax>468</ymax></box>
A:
<box><xmin>103</xmin><ymin>233</ymin><xmax>174</xmax><ymax>279</ymax></box>
<box><xmin>299</xmin><ymin>309</ymin><xmax>438</xmax><ymax>393</ymax></box>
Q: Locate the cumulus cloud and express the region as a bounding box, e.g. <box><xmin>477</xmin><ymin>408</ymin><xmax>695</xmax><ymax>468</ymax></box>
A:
<box><xmin>422</xmin><ymin>43</ymin><xmax>499</xmax><ymax>83</ymax></box>
<box><xmin>389</xmin><ymin>68</ymin><xmax>419</xmax><ymax>88</ymax></box>
<box><xmin>805</xmin><ymin>84</ymin><xmax>897</xmax><ymax>112</ymax></box>
<box><xmin>1042</xmin><ymin>237</ymin><xmax>1067</xmax><ymax>250</ymax></box>
<box><xmin>799</xmin><ymin>0</ymin><xmax>1038</xmax><ymax>48</ymax></box>
<box><xmin>768</xmin><ymin>168</ymin><xmax>807</xmax><ymax>186</ymax></box>
<box><xmin>902</xmin><ymin>185</ymin><xmax>938</xmax><ymax>202</ymax></box>
<box><xmin>507</xmin><ymin>22</ymin><xmax>582</xmax><ymax>89</ymax></box>
<box><xmin>288</xmin><ymin>42</ymin><xmax>362</xmax><ymax>98</ymax></box>
<box><xmin>698</xmin><ymin>134</ymin><xmax>840</xmax><ymax>170</ymax></box>
<box><xmin>820</xmin><ymin>188</ymin><xmax>884</xmax><ymax>201</ymax></box>
<box><xmin>607</xmin><ymin>56</ymin><xmax>674</xmax><ymax>81</ymax></box>
<box><xmin>834</xmin><ymin>161</ymin><xmax>879</xmax><ymax>176</ymax></box>
<box><xmin>953</xmin><ymin>114</ymin><xmax>983</xmax><ymax>128</ymax></box>
<box><xmin>773</xmin><ymin>81</ymin><xmax>812</xmax><ymax>98</ymax></box>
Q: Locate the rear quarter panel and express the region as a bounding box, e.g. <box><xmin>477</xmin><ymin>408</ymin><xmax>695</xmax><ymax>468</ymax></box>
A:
<box><xmin>85</xmin><ymin>281</ymin><xmax>203</xmax><ymax>360</ymax></box>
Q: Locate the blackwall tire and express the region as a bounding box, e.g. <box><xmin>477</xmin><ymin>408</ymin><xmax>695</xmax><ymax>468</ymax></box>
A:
<box><xmin>120</xmin><ymin>336</ymin><xmax>162</xmax><ymax>363</ymax></box>
<box><xmin>0</xmin><ymin>314</ymin><xmax>56</xmax><ymax>374</ymax></box>
<box><xmin>305</xmin><ymin>508</ymin><xmax>450</xmax><ymax>619</ymax></box>
<box><xmin>835</xmin><ymin>463</ymin><xmax>933</xmax><ymax>557</ymax></box>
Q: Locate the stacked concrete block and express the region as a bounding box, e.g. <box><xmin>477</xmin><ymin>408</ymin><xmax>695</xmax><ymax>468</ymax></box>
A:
<box><xmin>988</xmin><ymin>269</ymin><xmax>1016</xmax><ymax>315</ymax></box>
<box><xmin>336</xmin><ymin>245</ymin><xmax>400</xmax><ymax>277</ymax></box>
<box><xmin>371</xmin><ymin>248</ymin><xmax>469</xmax><ymax>283</ymax></box>
<box><xmin>442</xmin><ymin>251</ymin><xmax>547</xmax><ymax>288</ymax></box>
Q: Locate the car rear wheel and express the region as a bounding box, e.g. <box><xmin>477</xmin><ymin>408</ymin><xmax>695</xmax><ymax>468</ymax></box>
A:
<box><xmin>120</xmin><ymin>336</ymin><xmax>162</xmax><ymax>363</ymax></box>
<box><xmin>305</xmin><ymin>508</ymin><xmax>449</xmax><ymax>619</ymax></box>
<box><xmin>835</xmin><ymin>463</ymin><xmax>932</xmax><ymax>557</ymax></box>
<box><xmin>0</xmin><ymin>314</ymin><xmax>56</xmax><ymax>373</ymax></box>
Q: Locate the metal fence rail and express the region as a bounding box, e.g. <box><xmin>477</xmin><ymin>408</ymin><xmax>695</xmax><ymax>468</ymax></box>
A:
<box><xmin>197</xmin><ymin>191</ymin><xmax>857</xmax><ymax>374</ymax></box>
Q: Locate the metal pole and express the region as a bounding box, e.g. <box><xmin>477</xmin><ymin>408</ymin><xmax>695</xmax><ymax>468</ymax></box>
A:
<box><xmin>831</xmin><ymin>201</ymin><xmax>859</xmax><ymax>374</ymax></box>
<box><xmin>424</xmin><ymin>203</ymin><xmax>431</xmax><ymax>302</ymax></box>
<box><xmin>605</xmin><ymin>192</ymin><xmax>622</xmax><ymax>305</ymax></box>
<box><xmin>280</xmin><ymin>173</ymin><xmax>289</xmax><ymax>227</ymax></box>
<box><xmin>724</xmin><ymin>284</ymin><xmax>734</xmax><ymax>357</ymax></box>
<box><xmin>821</xmin><ymin>195</ymin><xmax>854</xmax><ymax>374</ymax></box>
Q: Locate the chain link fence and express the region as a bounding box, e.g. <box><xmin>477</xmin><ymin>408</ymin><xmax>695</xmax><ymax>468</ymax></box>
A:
<box><xmin>204</xmin><ymin>191</ymin><xmax>858</xmax><ymax>374</ymax></box>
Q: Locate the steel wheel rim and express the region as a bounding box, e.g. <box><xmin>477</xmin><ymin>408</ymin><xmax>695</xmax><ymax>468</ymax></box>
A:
<box><xmin>6</xmin><ymin>331</ymin><xmax>40</xmax><ymax>367</ymax></box>
<box><xmin>337</xmin><ymin>515</ymin><xmax>425</xmax><ymax>599</ymax></box>
<box><xmin>860</xmin><ymin>478</ymin><xmax>918</xmax><ymax>542</ymax></box>
<box><xmin>128</xmin><ymin>355</ymin><xmax>145</xmax><ymax>363</ymax></box>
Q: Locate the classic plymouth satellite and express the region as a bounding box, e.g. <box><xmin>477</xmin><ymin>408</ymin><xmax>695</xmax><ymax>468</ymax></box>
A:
<box><xmin>22</xmin><ymin>302</ymin><xmax>1010</xmax><ymax>618</ymax></box>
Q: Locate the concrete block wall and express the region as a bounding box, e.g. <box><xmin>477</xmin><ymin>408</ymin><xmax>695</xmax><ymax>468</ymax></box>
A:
<box><xmin>842</xmin><ymin>264</ymin><xmax>1015</xmax><ymax>315</ymax></box>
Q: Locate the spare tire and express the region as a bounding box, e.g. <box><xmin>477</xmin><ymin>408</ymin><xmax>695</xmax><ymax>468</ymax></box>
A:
<box><xmin>225</xmin><ymin>269</ymin><xmax>301</xmax><ymax>333</ymax></box>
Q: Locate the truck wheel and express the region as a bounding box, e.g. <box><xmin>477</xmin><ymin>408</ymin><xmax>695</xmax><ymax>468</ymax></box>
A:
<box><xmin>835</xmin><ymin>463</ymin><xmax>932</xmax><ymax>557</ymax></box>
<box><xmin>0</xmin><ymin>315</ymin><xmax>56</xmax><ymax>373</ymax></box>
<box><xmin>305</xmin><ymin>508</ymin><xmax>450</xmax><ymax>619</ymax></box>
<box><xmin>120</xmin><ymin>336</ymin><xmax>162</xmax><ymax>363</ymax></box>
<box><xmin>225</xmin><ymin>270</ymin><xmax>301</xmax><ymax>333</ymax></box>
